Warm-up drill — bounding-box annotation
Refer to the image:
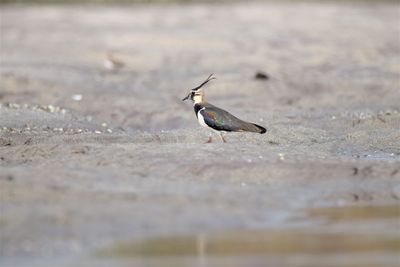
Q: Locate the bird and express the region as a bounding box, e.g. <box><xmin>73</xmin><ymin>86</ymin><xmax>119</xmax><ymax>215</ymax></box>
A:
<box><xmin>182</xmin><ymin>74</ymin><xmax>267</xmax><ymax>143</ymax></box>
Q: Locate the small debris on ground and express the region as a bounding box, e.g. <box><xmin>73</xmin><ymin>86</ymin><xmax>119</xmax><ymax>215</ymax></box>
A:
<box><xmin>254</xmin><ymin>71</ymin><xmax>270</xmax><ymax>80</ymax></box>
<box><xmin>104</xmin><ymin>52</ymin><xmax>125</xmax><ymax>71</ymax></box>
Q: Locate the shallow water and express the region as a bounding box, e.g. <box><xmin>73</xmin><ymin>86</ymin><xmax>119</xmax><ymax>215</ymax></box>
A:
<box><xmin>73</xmin><ymin>205</ymin><xmax>400</xmax><ymax>267</ymax></box>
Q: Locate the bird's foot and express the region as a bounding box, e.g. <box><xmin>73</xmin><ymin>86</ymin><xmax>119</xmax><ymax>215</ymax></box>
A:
<box><xmin>205</xmin><ymin>136</ymin><xmax>212</xmax><ymax>143</ymax></box>
<box><xmin>219</xmin><ymin>134</ymin><xmax>227</xmax><ymax>143</ymax></box>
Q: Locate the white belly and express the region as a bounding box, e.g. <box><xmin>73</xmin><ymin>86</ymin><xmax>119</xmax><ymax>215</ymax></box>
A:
<box><xmin>197</xmin><ymin>108</ymin><xmax>210</xmax><ymax>129</ymax></box>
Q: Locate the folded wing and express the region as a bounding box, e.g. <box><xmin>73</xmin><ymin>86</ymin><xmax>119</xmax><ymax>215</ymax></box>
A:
<box><xmin>200</xmin><ymin>105</ymin><xmax>266</xmax><ymax>134</ymax></box>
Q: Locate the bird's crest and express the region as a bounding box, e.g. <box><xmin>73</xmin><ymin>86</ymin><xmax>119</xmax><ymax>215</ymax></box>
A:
<box><xmin>182</xmin><ymin>74</ymin><xmax>216</xmax><ymax>102</ymax></box>
<box><xmin>191</xmin><ymin>73</ymin><xmax>216</xmax><ymax>91</ymax></box>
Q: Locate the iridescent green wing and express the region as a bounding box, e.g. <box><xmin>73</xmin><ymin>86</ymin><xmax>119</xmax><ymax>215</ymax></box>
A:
<box><xmin>200</xmin><ymin>106</ymin><xmax>243</xmax><ymax>132</ymax></box>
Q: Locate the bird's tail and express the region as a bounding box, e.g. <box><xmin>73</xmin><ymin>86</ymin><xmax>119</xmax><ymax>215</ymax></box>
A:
<box><xmin>252</xmin><ymin>123</ymin><xmax>267</xmax><ymax>134</ymax></box>
<box><xmin>240</xmin><ymin>122</ymin><xmax>267</xmax><ymax>134</ymax></box>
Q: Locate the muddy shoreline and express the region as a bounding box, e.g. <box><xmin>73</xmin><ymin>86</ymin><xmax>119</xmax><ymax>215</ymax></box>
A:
<box><xmin>1</xmin><ymin>2</ymin><xmax>400</xmax><ymax>266</ymax></box>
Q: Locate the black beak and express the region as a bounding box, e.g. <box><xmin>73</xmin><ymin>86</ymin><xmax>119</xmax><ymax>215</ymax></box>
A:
<box><xmin>182</xmin><ymin>93</ymin><xmax>190</xmax><ymax>101</ymax></box>
<box><xmin>182</xmin><ymin>74</ymin><xmax>215</xmax><ymax>102</ymax></box>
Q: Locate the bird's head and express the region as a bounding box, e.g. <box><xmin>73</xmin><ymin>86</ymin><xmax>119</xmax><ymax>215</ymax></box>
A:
<box><xmin>182</xmin><ymin>74</ymin><xmax>215</xmax><ymax>103</ymax></box>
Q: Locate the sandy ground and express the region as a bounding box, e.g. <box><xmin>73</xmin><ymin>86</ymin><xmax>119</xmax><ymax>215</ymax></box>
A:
<box><xmin>0</xmin><ymin>2</ymin><xmax>400</xmax><ymax>267</ymax></box>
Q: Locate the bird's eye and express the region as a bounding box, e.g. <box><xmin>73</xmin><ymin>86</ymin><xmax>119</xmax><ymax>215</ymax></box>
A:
<box><xmin>191</xmin><ymin>92</ymin><xmax>195</xmax><ymax>98</ymax></box>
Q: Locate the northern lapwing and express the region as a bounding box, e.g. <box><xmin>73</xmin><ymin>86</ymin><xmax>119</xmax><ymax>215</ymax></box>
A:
<box><xmin>182</xmin><ymin>74</ymin><xmax>267</xmax><ymax>143</ymax></box>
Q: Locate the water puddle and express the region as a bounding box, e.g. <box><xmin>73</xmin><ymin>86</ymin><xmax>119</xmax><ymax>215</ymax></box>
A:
<box><xmin>79</xmin><ymin>205</ymin><xmax>400</xmax><ymax>267</ymax></box>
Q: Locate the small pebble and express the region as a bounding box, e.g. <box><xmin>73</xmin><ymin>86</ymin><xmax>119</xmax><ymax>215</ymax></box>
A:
<box><xmin>71</xmin><ymin>94</ymin><xmax>83</xmax><ymax>101</ymax></box>
<box><xmin>254</xmin><ymin>71</ymin><xmax>270</xmax><ymax>80</ymax></box>
<box><xmin>47</xmin><ymin>105</ymin><xmax>56</xmax><ymax>113</ymax></box>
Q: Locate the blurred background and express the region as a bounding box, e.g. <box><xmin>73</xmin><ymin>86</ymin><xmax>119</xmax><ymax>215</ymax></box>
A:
<box><xmin>1</xmin><ymin>0</ymin><xmax>399</xmax><ymax>267</ymax></box>
<box><xmin>1</xmin><ymin>0</ymin><xmax>398</xmax><ymax>133</ymax></box>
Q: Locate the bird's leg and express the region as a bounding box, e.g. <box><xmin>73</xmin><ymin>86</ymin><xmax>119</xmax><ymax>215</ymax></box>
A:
<box><xmin>219</xmin><ymin>133</ymin><xmax>227</xmax><ymax>143</ymax></box>
<box><xmin>205</xmin><ymin>134</ymin><xmax>213</xmax><ymax>143</ymax></box>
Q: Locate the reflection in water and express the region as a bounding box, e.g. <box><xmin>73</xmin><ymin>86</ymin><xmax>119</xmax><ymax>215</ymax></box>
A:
<box><xmin>89</xmin><ymin>205</ymin><xmax>400</xmax><ymax>267</ymax></box>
